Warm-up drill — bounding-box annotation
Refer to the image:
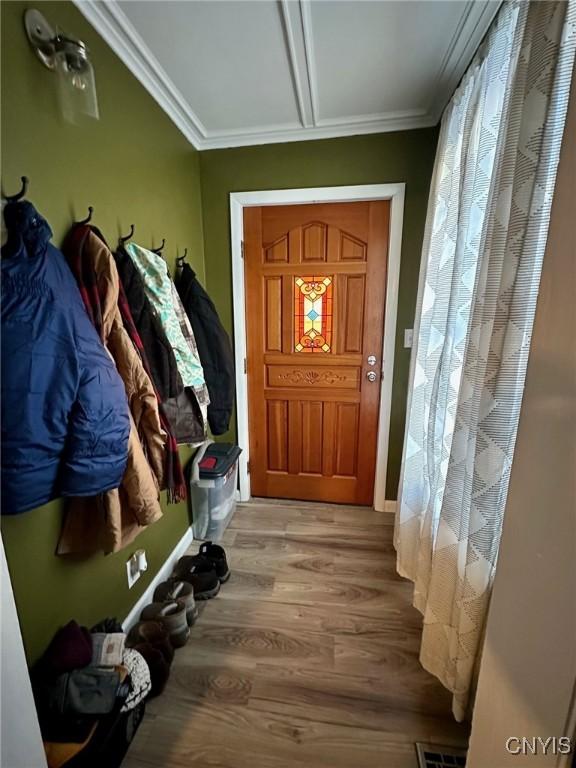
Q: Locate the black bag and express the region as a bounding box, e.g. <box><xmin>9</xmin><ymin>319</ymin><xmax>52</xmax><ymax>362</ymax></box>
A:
<box><xmin>66</xmin><ymin>701</ymin><xmax>146</xmax><ymax>768</ymax></box>
<box><xmin>46</xmin><ymin>668</ymin><xmax>122</xmax><ymax>716</ymax></box>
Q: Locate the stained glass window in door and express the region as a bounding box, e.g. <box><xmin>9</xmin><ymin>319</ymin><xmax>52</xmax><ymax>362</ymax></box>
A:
<box><xmin>294</xmin><ymin>276</ymin><xmax>333</xmax><ymax>353</ymax></box>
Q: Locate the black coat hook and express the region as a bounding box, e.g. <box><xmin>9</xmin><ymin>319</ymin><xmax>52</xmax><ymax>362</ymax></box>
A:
<box><xmin>152</xmin><ymin>238</ymin><xmax>165</xmax><ymax>255</ymax></box>
<box><xmin>176</xmin><ymin>248</ymin><xmax>188</xmax><ymax>265</ymax></box>
<box><xmin>78</xmin><ymin>206</ymin><xmax>94</xmax><ymax>225</ymax></box>
<box><xmin>120</xmin><ymin>224</ymin><xmax>135</xmax><ymax>244</ymax></box>
<box><xmin>3</xmin><ymin>176</ymin><xmax>29</xmax><ymax>202</ymax></box>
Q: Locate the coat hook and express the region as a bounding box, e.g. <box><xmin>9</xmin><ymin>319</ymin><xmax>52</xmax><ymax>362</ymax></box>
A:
<box><xmin>78</xmin><ymin>206</ymin><xmax>94</xmax><ymax>225</ymax></box>
<box><xmin>120</xmin><ymin>224</ymin><xmax>135</xmax><ymax>244</ymax></box>
<box><xmin>153</xmin><ymin>238</ymin><xmax>165</xmax><ymax>255</ymax></box>
<box><xmin>3</xmin><ymin>176</ymin><xmax>29</xmax><ymax>202</ymax></box>
<box><xmin>176</xmin><ymin>248</ymin><xmax>188</xmax><ymax>265</ymax></box>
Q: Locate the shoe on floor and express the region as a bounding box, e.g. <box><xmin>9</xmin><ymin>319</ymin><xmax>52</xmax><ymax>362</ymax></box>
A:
<box><xmin>174</xmin><ymin>553</ymin><xmax>213</xmax><ymax>575</ymax></box>
<box><xmin>154</xmin><ymin>580</ymin><xmax>198</xmax><ymax>626</ymax></box>
<box><xmin>199</xmin><ymin>541</ymin><xmax>231</xmax><ymax>583</ymax></box>
<box><xmin>140</xmin><ymin>600</ymin><xmax>190</xmax><ymax>648</ymax></box>
<box><xmin>173</xmin><ymin>556</ymin><xmax>221</xmax><ymax>600</ymax></box>
<box><xmin>132</xmin><ymin>643</ymin><xmax>170</xmax><ymax>698</ymax></box>
<box><xmin>126</xmin><ymin>620</ymin><xmax>174</xmax><ymax>665</ymax></box>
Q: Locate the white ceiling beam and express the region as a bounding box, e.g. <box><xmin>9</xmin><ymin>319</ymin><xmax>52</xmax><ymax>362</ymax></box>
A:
<box><xmin>278</xmin><ymin>0</ymin><xmax>315</xmax><ymax>128</ymax></box>
<box><xmin>299</xmin><ymin>0</ymin><xmax>320</xmax><ymax>126</ymax></box>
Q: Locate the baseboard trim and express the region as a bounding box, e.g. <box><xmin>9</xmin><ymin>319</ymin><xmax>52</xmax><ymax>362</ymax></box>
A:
<box><xmin>381</xmin><ymin>499</ymin><xmax>398</xmax><ymax>514</ymax></box>
<box><xmin>122</xmin><ymin>526</ymin><xmax>194</xmax><ymax>632</ymax></box>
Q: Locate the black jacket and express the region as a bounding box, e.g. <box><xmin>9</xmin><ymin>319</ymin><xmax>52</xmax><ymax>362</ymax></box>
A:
<box><xmin>114</xmin><ymin>245</ymin><xmax>182</xmax><ymax>401</ymax></box>
<box><xmin>176</xmin><ymin>264</ymin><xmax>234</xmax><ymax>435</ymax></box>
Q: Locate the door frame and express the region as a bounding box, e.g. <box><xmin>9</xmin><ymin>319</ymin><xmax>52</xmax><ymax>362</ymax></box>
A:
<box><xmin>1</xmin><ymin>534</ymin><xmax>47</xmax><ymax>767</ymax></box>
<box><xmin>230</xmin><ymin>183</ymin><xmax>405</xmax><ymax>511</ymax></box>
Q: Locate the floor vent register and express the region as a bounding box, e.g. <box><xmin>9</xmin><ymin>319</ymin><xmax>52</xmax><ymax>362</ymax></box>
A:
<box><xmin>415</xmin><ymin>742</ymin><xmax>467</xmax><ymax>768</ymax></box>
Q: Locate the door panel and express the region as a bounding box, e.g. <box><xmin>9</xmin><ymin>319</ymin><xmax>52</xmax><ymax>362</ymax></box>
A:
<box><xmin>340</xmin><ymin>274</ymin><xmax>365</xmax><ymax>353</ymax></box>
<box><xmin>266</xmin><ymin>365</ymin><xmax>360</xmax><ymax>389</ymax></box>
<box><xmin>301</xmin><ymin>401</ymin><xmax>323</xmax><ymax>475</ymax></box>
<box><xmin>264</xmin><ymin>277</ymin><xmax>282</xmax><ymax>352</ymax></box>
<box><xmin>264</xmin><ymin>237</ymin><xmax>288</xmax><ymax>263</ymax></box>
<box><xmin>245</xmin><ymin>201</ymin><xmax>389</xmax><ymax>505</ymax></box>
<box><xmin>267</xmin><ymin>400</ymin><xmax>288</xmax><ymax>472</ymax></box>
<box><xmin>334</xmin><ymin>402</ymin><xmax>359</xmax><ymax>477</ymax></box>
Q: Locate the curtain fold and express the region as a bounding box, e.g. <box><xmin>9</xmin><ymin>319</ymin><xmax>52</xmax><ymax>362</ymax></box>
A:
<box><xmin>395</xmin><ymin>0</ymin><xmax>575</xmax><ymax>720</ymax></box>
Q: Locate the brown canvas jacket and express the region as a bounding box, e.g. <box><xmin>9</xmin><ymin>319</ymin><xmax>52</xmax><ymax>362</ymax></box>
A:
<box><xmin>58</xmin><ymin>229</ymin><xmax>165</xmax><ymax>554</ymax></box>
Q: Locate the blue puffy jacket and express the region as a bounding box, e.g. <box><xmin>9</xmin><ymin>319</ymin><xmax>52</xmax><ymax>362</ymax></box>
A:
<box><xmin>1</xmin><ymin>202</ymin><xmax>130</xmax><ymax>514</ymax></box>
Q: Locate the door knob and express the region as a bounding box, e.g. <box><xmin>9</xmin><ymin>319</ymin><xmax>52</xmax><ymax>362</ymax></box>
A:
<box><xmin>366</xmin><ymin>371</ymin><xmax>378</xmax><ymax>382</ymax></box>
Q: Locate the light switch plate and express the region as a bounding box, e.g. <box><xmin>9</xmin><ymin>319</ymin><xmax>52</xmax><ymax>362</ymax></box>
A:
<box><xmin>404</xmin><ymin>328</ymin><xmax>414</xmax><ymax>348</ymax></box>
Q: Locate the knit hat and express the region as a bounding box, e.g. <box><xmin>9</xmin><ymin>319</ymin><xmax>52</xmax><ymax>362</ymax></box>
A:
<box><xmin>42</xmin><ymin>621</ymin><xmax>92</xmax><ymax>675</ymax></box>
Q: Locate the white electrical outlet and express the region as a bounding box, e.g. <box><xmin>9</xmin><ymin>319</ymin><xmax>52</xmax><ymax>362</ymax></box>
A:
<box><xmin>136</xmin><ymin>549</ymin><xmax>148</xmax><ymax>573</ymax></box>
<box><xmin>126</xmin><ymin>552</ymin><xmax>142</xmax><ymax>589</ymax></box>
<box><xmin>404</xmin><ymin>328</ymin><xmax>414</xmax><ymax>348</ymax></box>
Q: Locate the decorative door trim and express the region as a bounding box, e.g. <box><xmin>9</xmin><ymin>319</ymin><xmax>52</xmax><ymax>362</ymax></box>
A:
<box><xmin>230</xmin><ymin>184</ymin><xmax>405</xmax><ymax>511</ymax></box>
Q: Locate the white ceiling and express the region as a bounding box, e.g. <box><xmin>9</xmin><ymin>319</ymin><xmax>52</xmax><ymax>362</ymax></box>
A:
<box><xmin>76</xmin><ymin>0</ymin><xmax>500</xmax><ymax>149</ymax></box>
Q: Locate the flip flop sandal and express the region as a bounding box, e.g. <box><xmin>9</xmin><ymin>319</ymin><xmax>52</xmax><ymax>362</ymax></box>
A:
<box><xmin>154</xmin><ymin>580</ymin><xmax>198</xmax><ymax>626</ymax></box>
<box><xmin>199</xmin><ymin>541</ymin><xmax>231</xmax><ymax>584</ymax></box>
<box><xmin>140</xmin><ymin>600</ymin><xmax>190</xmax><ymax>648</ymax></box>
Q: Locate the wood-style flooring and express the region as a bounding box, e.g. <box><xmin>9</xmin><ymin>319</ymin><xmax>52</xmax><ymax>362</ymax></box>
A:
<box><xmin>123</xmin><ymin>500</ymin><xmax>468</xmax><ymax>768</ymax></box>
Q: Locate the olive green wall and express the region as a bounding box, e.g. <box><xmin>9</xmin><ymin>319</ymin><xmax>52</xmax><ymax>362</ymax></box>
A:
<box><xmin>1</xmin><ymin>1</ymin><xmax>204</xmax><ymax>664</ymax></box>
<box><xmin>199</xmin><ymin>130</ymin><xmax>438</xmax><ymax>499</ymax></box>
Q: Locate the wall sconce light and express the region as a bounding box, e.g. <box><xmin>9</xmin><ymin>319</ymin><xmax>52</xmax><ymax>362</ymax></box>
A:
<box><xmin>24</xmin><ymin>9</ymin><xmax>99</xmax><ymax>123</ymax></box>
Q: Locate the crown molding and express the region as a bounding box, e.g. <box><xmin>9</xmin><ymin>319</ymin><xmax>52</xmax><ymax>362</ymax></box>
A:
<box><xmin>73</xmin><ymin>0</ymin><xmax>207</xmax><ymax>147</ymax></box>
<box><xmin>428</xmin><ymin>0</ymin><xmax>503</xmax><ymax>123</ymax></box>
<box><xmin>74</xmin><ymin>0</ymin><xmax>500</xmax><ymax>151</ymax></box>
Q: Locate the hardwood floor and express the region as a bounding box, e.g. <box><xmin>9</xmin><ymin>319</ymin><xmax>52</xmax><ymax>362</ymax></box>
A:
<box><xmin>123</xmin><ymin>500</ymin><xmax>468</xmax><ymax>768</ymax></box>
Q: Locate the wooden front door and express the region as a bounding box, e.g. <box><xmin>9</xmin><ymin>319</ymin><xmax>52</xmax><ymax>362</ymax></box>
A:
<box><xmin>244</xmin><ymin>201</ymin><xmax>389</xmax><ymax>505</ymax></box>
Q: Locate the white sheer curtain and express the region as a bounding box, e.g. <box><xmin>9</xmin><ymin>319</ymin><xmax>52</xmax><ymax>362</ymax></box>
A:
<box><xmin>395</xmin><ymin>0</ymin><xmax>576</xmax><ymax>721</ymax></box>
